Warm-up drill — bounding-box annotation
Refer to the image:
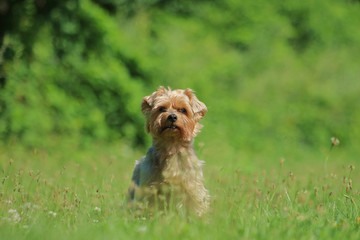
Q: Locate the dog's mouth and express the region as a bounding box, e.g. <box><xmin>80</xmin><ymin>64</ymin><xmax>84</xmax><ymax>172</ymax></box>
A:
<box><xmin>162</xmin><ymin>124</ymin><xmax>180</xmax><ymax>133</ymax></box>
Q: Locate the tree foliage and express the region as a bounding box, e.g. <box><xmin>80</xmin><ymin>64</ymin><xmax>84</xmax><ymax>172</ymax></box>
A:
<box><xmin>0</xmin><ymin>0</ymin><xmax>359</xmax><ymax>151</ymax></box>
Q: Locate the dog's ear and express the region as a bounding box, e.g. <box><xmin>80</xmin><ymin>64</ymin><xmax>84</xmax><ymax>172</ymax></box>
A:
<box><xmin>141</xmin><ymin>93</ymin><xmax>156</xmax><ymax>133</ymax></box>
<box><xmin>141</xmin><ymin>86</ymin><xmax>167</xmax><ymax>115</ymax></box>
<box><xmin>184</xmin><ymin>88</ymin><xmax>207</xmax><ymax>121</ymax></box>
<box><xmin>142</xmin><ymin>86</ymin><xmax>168</xmax><ymax>133</ymax></box>
<box><xmin>141</xmin><ymin>95</ymin><xmax>152</xmax><ymax>116</ymax></box>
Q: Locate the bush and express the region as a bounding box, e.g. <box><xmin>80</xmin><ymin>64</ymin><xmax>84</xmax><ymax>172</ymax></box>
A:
<box><xmin>0</xmin><ymin>0</ymin><xmax>359</xmax><ymax>152</ymax></box>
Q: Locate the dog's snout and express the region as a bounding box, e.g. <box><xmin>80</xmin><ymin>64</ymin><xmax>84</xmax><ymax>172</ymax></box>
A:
<box><xmin>167</xmin><ymin>114</ymin><xmax>177</xmax><ymax>122</ymax></box>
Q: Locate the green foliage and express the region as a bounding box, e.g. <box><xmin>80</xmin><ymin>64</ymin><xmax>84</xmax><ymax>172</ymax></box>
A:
<box><xmin>0</xmin><ymin>0</ymin><xmax>360</xmax><ymax>152</ymax></box>
<box><xmin>0</xmin><ymin>0</ymin><xmax>147</xmax><ymax>146</ymax></box>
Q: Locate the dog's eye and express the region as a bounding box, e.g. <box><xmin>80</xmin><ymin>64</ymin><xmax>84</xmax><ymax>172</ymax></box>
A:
<box><xmin>179</xmin><ymin>108</ymin><xmax>187</xmax><ymax>114</ymax></box>
<box><xmin>159</xmin><ymin>107</ymin><xmax>167</xmax><ymax>112</ymax></box>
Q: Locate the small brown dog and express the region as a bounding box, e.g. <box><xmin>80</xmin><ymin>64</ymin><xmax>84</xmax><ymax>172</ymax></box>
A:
<box><xmin>129</xmin><ymin>86</ymin><xmax>209</xmax><ymax>216</ymax></box>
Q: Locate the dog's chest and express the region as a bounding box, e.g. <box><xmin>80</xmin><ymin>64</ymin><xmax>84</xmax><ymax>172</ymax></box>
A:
<box><xmin>161</xmin><ymin>153</ymin><xmax>197</xmax><ymax>184</ymax></box>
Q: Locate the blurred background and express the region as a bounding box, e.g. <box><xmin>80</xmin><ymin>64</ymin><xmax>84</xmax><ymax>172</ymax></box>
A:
<box><xmin>0</xmin><ymin>0</ymin><xmax>359</xmax><ymax>165</ymax></box>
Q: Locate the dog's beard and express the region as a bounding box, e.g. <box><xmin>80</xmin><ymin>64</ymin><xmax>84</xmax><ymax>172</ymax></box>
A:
<box><xmin>161</xmin><ymin>123</ymin><xmax>180</xmax><ymax>132</ymax></box>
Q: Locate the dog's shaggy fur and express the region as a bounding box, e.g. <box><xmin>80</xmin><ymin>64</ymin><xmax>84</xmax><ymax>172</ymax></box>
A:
<box><xmin>129</xmin><ymin>86</ymin><xmax>209</xmax><ymax>216</ymax></box>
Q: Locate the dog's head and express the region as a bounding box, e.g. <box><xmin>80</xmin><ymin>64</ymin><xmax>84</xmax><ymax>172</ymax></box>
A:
<box><xmin>141</xmin><ymin>86</ymin><xmax>207</xmax><ymax>142</ymax></box>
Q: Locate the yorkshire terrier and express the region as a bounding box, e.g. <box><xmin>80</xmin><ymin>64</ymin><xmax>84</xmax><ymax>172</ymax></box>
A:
<box><xmin>129</xmin><ymin>86</ymin><xmax>209</xmax><ymax>216</ymax></box>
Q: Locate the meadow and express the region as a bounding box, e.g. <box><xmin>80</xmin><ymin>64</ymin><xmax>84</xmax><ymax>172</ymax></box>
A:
<box><xmin>1</xmin><ymin>137</ymin><xmax>359</xmax><ymax>239</ymax></box>
<box><xmin>1</xmin><ymin>0</ymin><xmax>360</xmax><ymax>239</ymax></box>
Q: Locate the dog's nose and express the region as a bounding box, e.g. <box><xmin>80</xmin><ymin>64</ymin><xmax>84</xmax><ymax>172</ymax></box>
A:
<box><xmin>167</xmin><ymin>114</ymin><xmax>177</xmax><ymax>123</ymax></box>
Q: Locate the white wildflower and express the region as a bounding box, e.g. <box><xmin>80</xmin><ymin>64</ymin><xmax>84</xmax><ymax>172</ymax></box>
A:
<box><xmin>48</xmin><ymin>211</ymin><xmax>57</xmax><ymax>217</ymax></box>
<box><xmin>8</xmin><ymin>209</ymin><xmax>21</xmax><ymax>223</ymax></box>
<box><xmin>331</xmin><ymin>137</ymin><xmax>340</xmax><ymax>146</ymax></box>
<box><xmin>8</xmin><ymin>209</ymin><xmax>17</xmax><ymax>214</ymax></box>
<box><xmin>94</xmin><ymin>207</ymin><xmax>101</xmax><ymax>212</ymax></box>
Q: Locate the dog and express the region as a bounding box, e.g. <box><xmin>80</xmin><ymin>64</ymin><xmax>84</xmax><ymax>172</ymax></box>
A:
<box><xmin>129</xmin><ymin>86</ymin><xmax>209</xmax><ymax>216</ymax></box>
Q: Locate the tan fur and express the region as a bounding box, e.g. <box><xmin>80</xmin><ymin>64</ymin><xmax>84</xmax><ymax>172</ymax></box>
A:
<box><xmin>129</xmin><ymin>86</ymin><xmax>209</xmax><ymax>216</ymax></box>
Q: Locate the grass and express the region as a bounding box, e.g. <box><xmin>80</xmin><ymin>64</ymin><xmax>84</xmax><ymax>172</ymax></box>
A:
<box><xmin>0</xmin><ymin>139</ymin><xmax>359</xmax><ymax>239</ymax></box>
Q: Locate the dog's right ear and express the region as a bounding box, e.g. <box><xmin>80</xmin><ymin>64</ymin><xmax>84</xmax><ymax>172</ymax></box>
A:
<box><xmin>141</xmin><ymin>95</ymin><xmax>153</xmax><ymax>133</ymax></box>
<box><xmin>141</xmin><ymin>95</ymin><xmax>152</xmax><ymax>116</ymax></box>
<box><xmin>141</xmin><ymin>86</ymin><xmax>167</xmax><ymax>116</ymax></box>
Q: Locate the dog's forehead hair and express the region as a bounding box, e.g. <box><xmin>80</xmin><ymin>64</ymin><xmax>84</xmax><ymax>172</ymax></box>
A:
<box><xmin>153</xmin><ymin>90</ymin><xmax>191</xmax><ymax>109</ymax></box>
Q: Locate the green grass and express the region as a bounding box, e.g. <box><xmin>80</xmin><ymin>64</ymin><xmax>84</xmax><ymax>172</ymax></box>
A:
<box><xmin>1</xmin><ymin>140</ymin><xmax>359</xmax><ymax>239</ymax></box>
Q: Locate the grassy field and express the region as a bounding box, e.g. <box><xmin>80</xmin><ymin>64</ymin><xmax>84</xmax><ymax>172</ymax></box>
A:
<box><xmin>1</xmin><ymin>1</ymin><xmax>360</xmax><ymax>239</ymax></box>
<box><xmin>1</xmin><ymin>138</ymin><xmax>359</xmax><ymax>239</ymax></box>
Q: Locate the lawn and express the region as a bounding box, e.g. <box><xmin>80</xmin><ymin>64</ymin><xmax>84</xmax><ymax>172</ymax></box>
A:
<box><xmin>1</xmin><ymin>139</ymin><xmax>359</xmax><ymax>239</ymax></box>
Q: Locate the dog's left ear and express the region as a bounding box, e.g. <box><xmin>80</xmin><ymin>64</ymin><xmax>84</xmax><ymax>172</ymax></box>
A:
<box><xmin>184</xmin><ymin>88</ymin><xmax>207</xmax><ymax>121</ymax></box>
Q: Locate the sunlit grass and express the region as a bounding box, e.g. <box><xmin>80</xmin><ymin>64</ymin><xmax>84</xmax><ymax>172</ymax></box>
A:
<box><xmin>0</xmin><ymin>140</ymin><xmax>359</xmax><ymax>239</ymax></box>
